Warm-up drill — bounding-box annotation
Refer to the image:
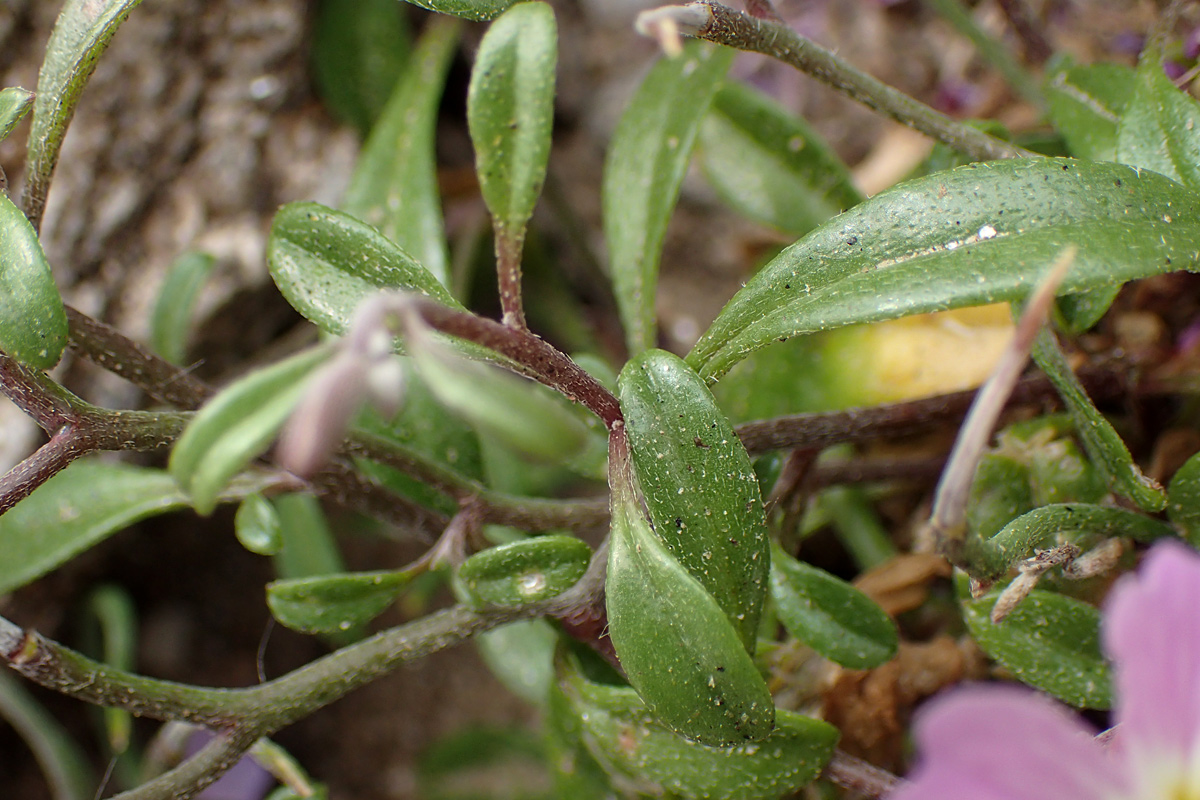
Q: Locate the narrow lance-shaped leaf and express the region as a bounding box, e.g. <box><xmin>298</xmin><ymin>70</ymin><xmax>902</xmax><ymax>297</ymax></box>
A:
<box><xmin>1117</xmin><ymin>52</ymin><xmax>1200</xmax><ymax>192</ymax></box>
<box><xmin>618</xmin><ymin>348</ymin><xmax>770</xmax><ymax>651</ymax></box>
<box><xmin>343</xmin><ymin>17</ymin><xmax>459</xmax><ymax>285</ymax></box>
<box><xmin>1044</xmin><ymin>62</ymin><xmax>1135</xmax><ymax>161</ymax></box>
<box><xmin>23</xmin><ymin>0</ymin><xmax>145</xmax><ymax>229</ymax></box>
<box><xmin>398</xmin><ymin>0</ymin><xmax>517</xmax><ymax>22</ymax></box>
<box><xmin>476</xmin><ymin>619</ymin><xmax>559</xmax><ymax>707</ymax></box>
<box><xmin>699</xmin><ymin>81</ymin><xmax>863</xmax><ymax>235</ymax></box>
<box><xmin>560</xmin><ymin>660</ymin><xmax>837</xmax><ymax>800</ymax></box>
<box><xmin>962</xmin><ymin>583</ymin><xmax>1110</xmax><ymax>709</ymax></box>
<box><xmin>967</xmin><ymin>502</ymin><xmax>1176</xmax><ymax>580</ymax></box>
<box><xmin>688</xmin><ymin>158</ymin><xmax>1200</xmax><ymax>382</ymax></box>
<box><xmin>1030</xmin><ymin>329</ymin><xmax>1166</xmax><ymax>511</ymax></box>
<box><xmin>310</xmin><ymin>0</ymin><xmax>412</xmax><ymax>137</ymax></box>
<box><xmin>271</xmin><ymin>493</ymin><xmax>346</xmax><ymax>580</ymax></box>
<box><xmin>83</xmin><ymin>586</ymin><xmax>137</xmax><ymax>754</ymax></box>
<box><xmin>150</xmin><ymin>251</ymin><xmax>215</xmax><ymax>365</ymax></box>
<box><xmin>0</xmin><ymin>87</ymin><xmax>34</xmax><ymax>143</ymax></box>
<box><xmin>604</xmin><ymin>41</ymin><xmax>734</xmax><ymax>355</ymax></box>
<box><xmin>0</xmin><ymin>193</ymin><xmax>68</xmax><ymax>368</ymax></box>
<box><xmin>769</xmin><ymin>542</ymin><xmax>897</xmax><ymax>669</ymax></box>
<box><xmin>0</xmin><ymin>460</ymin><xmax>187</xmax><ymax>595</ymax></box>
<box><xmin>605</xmin><ymin>436</ymin><xmax>775</xmax><ymax>745</ymax></box>
<box><xmin>169</xmin><ymin>347</ymin><xmax>329</xmax><ymax>515</ymax></box>
<box><xmin>0</xmin><ymin>672</ymin><xmax>94</xmax><ymax>800</ymax></box>
<box><xmin>468</xmin><ymin>1</ymin><xmax>557</xmax><ymax>324</ymax></box>
<box><xmin>267</xmin><ymin>202</ymin><xmax>461</xmax><ymax>337</ymax></box>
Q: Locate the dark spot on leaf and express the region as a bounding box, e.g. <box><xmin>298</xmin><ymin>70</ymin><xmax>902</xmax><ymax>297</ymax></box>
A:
<box><xmin>846</xmin><ymin>235</ymin><xmax>858</xmax><ymax>245</ymax></box>
<box><xmin>694</xmin><ymin>436</ymin><xmax>710</xmax><ymax>449</ymax></box>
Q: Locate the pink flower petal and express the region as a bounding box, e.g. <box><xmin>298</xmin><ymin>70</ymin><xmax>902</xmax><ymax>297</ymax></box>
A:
<box><xmin>1104</xmin><ymin>541</ymin><xmax>1200</xmax><ymax>767</ymax></box>
<box><xmin>890</xmin><ymin>684</ymin><xmax>1124</xmax><ymax>800</ymax></box>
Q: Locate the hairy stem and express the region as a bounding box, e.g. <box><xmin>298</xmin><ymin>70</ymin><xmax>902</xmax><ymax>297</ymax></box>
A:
<box><xmin>110</xmin><ymin>729</ymin><xmax>261</xmax><ymax>800</ymax></box>
<box><xmin>3</xmin><ymin>604</ymin><xmax>536</xmax><ymax>734</ymax></box>
<box><xmin>0</xmin><ymin>353</ymin><xmax>79</xmax><ymax>431</ymax></box>
<box><xmin>495</xmin><ymin>233</ymin><xmax>527</xmax><ymax>330</ymax></box>
<box><xmin>66</xmin><ymin>307</ymin><xmax>211</xmax><ymax>409</ymax></box>
<box><xmin>345</xmin><ymin>431</ymin><xmax>609</xmax><ymax>533</ymax></box>
<box><xmin>0</xmin><ymin>432</ymin><xmax>80</xmax><ymax>515</ymax></box>
<box><xmin>733</xmin><ymin>367</ymin><xmax>1121</xmax><ymax>455</ymax></box>
<box><xmin>414</xmin><ymin>298</ymin><xmax>623</xmax><ymax>428</ymax></box>
<box><xmin>653</xmin><ymin>1</ymin><xmax>1033</xmax><ymax>161</ymax></box>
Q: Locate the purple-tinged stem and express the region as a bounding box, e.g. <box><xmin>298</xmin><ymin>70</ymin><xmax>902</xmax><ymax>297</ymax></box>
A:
<box><xmin>414</xmin><ymin>298</ymin><xmax>623</xmax><ymax>428</ymax></box>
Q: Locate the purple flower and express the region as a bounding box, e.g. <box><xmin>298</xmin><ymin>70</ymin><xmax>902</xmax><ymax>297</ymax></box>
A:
<box><xmin>890</xmin><ymin>541</ymin><xmax>1200</xmax><ymax>800</ymax></box>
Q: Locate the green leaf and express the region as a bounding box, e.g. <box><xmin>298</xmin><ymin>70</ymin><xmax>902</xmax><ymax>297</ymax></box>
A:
<box><xmin>234</xmin><ymin>493</ymin><xmax>284</xmax><ymax>556</ymax></box>
<box><xmin>24</xmin><ymin>0</ymin><xmax>145</xmax><ymax>227</ymax></box>
<box><xmin>0</xmin><ymin>193</ymin><xmax>68</xmax><ymax>367</ymax></box>
<box><xmin>969</xmin><ymin>502</ymin><xmax>1176</xmax><ymax>580</ymax></box>
<box><xmin>603</xmin><ymin>42</ymin><xmax>735</xmax><ymax>355</ymax></box>
<box><xmin>561</xmin><ymin>666</ymin><xmax>837</xmax><ymax>800</ymax></box>
<box><xmin>545</xmin><ymin>678</ymin><xmax>615</xmax><ymax>799</ymax></box>
<box><xmin>1169</xmin><ymin>451</ymin><xmax>1200</xmax><ymax>548</ymax></box>
<box><xmin>169</xmin><ymin>348</ymin><xmax>328</xmax><ymax>515</ymax></box>
<box><xmin>963</xmin><ymin>585</ymin><xmax>1110</xmax><ymax>708</ymax></box>
<box><xmin>267</xmin><ymin>570</ymin><xmax>409</xmax><ymax>635</ymax></box>
<box><xmin>311</xmin><ymin>0</ymin><xmax>411</xmax><ymax>136</ymax></box>
<box><xmin>699</xmin><ymin>82</ymin><xmax>863</xmax><ymax>235</ymax></box>
<box><xmin>1030</xmin><ymin>329</ymin><xmax>1166</xmax><ymax>511</ymax></box>
<box><xmin>343</xmin><ymin>17</ymin><xmax>459</xmax><ymax>285</ymax></box>
<box><xmin>398</xmin><ymin>0</ymin><xmax>517</xmax><ymax>21</ymax></box>
<box><xmin>271</xmin><ymin>493</ymin><xmax>346</xmax><ymax>580</ymax></box>
<box><xmin>605</xmin><ymin>476</ymin><xmax>774</xmax><ymax>745</ymax></box>
<box><xmin>769</xmin><ymin>543</ymin><xmax>897</xmax><ymax>669</ymax></box>
<box><xmin>476</xmin><ymin>619</ymin><xmax>559</xmax><ymax>707</ymax></box>
<box><xmin>468</xmin><ymin>2</ymin><xmax>556</xmax><ymax>253</ymax></box>
<box><xmin>618</xmin><ymin>349</ymin><xmax>770</xmax><ymax>651</ymax></box>
<box><xmin>688</xmin><ymin>158</ymin><xmax>1200</xmax><ymax>382</ymax></box>
<box><xmin>82</xmin><ymin>585</ymin><xmax>137</xmax><ymax>753</ymax></box>
<box><xmin>0</xmin><ymin>460</ymin><xmax>186</xmax><ymax>594</ymax></box>
<box><xmin>1044</xmin><ymin>62</ymin><xmax>1135</xmax><ymax>161</ymax></box>
<box><xmin>967</xmin><ymin>453</ymin><xmax>1035</xmax><ymax>542</ymax></box>
<box><xmin>0</xmin><ymin>87</ymin><xmax>34</xmax><ymax>142</ymax></box>
<box><xmin>408</xmin><ymin>321</ymin><xmax>590</xmax><ymax>462</ymax></box>
<box><xmin>1117</xmin><ymin>54</ymin><xmax>1200</xmax><ymax>191</ymax></box>
<box><xmin>150</xmin><ymin>251</ymin><xmax>214</xmax><ymax>365</ymax></box>
<box><xmin>458</xmin><ymin>535</ymin><xmax>591</xmax><ymax>607</ymax></box>
<box><xmin>821</xmin><ymin>485</ymin><xmax>897</xmax><ymax>571</ymax></box>
<box><xmin>0</xmin><ymin>672</ymin><xmax>94</xmax><ymax>800</ymax></box>
<box><xmin>1055</xmin><ymin>283</ymin><xmax>1121</xmax><ymax>335</ymax></box>
<box><xmin>267</xmin><ymin>202</ymin><xmax>460</xmax><ymax>337</ymax></box>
